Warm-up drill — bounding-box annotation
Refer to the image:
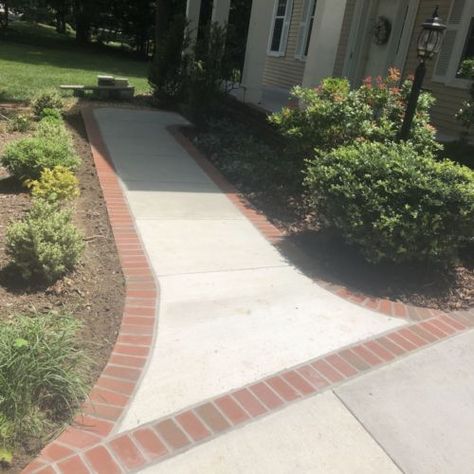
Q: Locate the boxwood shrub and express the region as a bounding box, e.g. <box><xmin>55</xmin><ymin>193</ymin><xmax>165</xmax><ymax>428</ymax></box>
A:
<box><xmin>304</xmin><ymin>141</ymin><xmax>474</xmax><ymax>265</ymax></box>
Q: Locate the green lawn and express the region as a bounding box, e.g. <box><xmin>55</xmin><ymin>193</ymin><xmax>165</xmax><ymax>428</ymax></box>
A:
<box><xmin>0</xmin><ymin>22</ymin><xmax>150</xmax><ymax>101</ymax></box>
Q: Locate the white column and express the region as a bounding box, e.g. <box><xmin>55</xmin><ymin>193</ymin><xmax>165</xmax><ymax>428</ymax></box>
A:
<box><xmin>186</xmin><ymin>0</ymin><xmax>202</xmax><ymax>45</ymax></box>
<box><xmin>302</xmin><ymin>0</ymin><xmax>348</xmax><ymax>88</ymax></box>
<box><xmin>212</xmin><ymin>0</ymin><xmax>231</xmax><ymax>26</ymax></box>
<box><xmin>240</xmin><ymin>0</ymin><xmax>275</xmax><ymax>104</ymax></box>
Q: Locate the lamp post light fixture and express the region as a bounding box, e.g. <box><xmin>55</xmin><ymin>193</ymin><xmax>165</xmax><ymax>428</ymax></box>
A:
<box><xmin>399</xmin><ymin>7</ymin><xmax>446</xmax><ymax>140</ymax></box>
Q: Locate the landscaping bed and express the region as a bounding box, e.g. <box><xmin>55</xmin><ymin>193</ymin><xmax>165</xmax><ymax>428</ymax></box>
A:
<box><xmin>0</xmin><ymin>105</ymin><xmax>124</xmax><ymax>472</ymax></box>
<box><xmin>187</xmin><ymin>103</ymin><xmax>474</xmax><ymax>313</ymax></box>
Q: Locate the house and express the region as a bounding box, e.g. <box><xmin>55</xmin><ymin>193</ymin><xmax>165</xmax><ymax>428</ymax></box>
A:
<box><xmin>185</xmin><ymin>0</ymin><xmax>473</xmax><ymax>140</ymax></box>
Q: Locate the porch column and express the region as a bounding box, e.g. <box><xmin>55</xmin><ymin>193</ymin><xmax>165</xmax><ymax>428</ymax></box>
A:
<box><xmin>186</xmin><ymin>0</ymin><xmax>202</xmax><ymax>45</ymax></box>
<box><xmin>302</xmin><ymin>0</ymin><xmax>348</xmax><ymax>88</ymax></box>
<box><xmin>241</xmin><ymin>0</ymin><xmax>275</xmax><ymax>104</ymax></box>
<box><xmin>212</xmin><ymin>0</ymin><xmax>231</xmax><ymax>26</ymax></box>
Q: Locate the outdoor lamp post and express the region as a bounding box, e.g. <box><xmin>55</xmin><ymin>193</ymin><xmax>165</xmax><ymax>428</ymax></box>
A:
<box><xmin>399</xmin><ymin>7</ymin><xmax>446</xmax><ymax>140</ymax></box>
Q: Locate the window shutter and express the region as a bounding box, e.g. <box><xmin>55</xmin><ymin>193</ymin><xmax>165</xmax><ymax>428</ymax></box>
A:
<box><xmin>433</xmin><ymin>0</ymin><xmax>466</xmax><ymax>79</ymax></box>
<box><xmin>296</xmin><ymin>0</ymin><xmax>311</xmax><ymax>59</ymax></box>
<box><xmin>279</xmin><ymin>0</ymin><xmax>293</xmax><ymax>55</ymax></box>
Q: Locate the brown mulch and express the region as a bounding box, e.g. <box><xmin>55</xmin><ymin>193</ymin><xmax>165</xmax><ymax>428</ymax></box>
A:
<box><xmin>0</xmin><ymin>106</ymin><xmax>124</xmax><ymax>472</ymax></box>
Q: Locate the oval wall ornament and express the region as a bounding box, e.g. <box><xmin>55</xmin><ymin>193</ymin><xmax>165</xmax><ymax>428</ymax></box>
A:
<box><xmin>373</xmin><ymin>16</ymin><xmax>392</xmax><ymax>45</ymax></box>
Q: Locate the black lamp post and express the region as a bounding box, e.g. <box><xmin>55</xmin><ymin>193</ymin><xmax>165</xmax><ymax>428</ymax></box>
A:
<box><xmin>399</xmin><ymin>7</ymin><xmax>446</xmax><ymax>140</ymax></box>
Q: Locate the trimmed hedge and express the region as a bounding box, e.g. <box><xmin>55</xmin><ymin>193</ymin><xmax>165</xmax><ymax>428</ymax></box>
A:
<box><xmin>304</xmin><ymin>141</ymin><xmax>474</xmax><ymax>264</ymax></box>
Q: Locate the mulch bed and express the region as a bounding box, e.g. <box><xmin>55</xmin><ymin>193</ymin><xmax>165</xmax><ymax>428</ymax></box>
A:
<box><xmin>0</xmin><ymin>106</ymin><xmax>124</xmax><ymax>472</ymax></box>
<box><xmin>185</xmin><ymin>121</ymin><xmax>474</xmax><ymax>313</ymax></box>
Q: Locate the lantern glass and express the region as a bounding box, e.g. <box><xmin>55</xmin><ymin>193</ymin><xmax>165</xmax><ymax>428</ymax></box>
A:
<box><xmin>417</xmin><ymin>28</ymin><xmax>442</xmax><ymax>59</ymax></box>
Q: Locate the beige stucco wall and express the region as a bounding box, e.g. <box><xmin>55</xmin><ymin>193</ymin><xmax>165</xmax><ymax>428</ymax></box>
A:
<box><xmin>262</xmin><ymin>0</ymin><xmax>306</xmax><ymax>88</ymax></box>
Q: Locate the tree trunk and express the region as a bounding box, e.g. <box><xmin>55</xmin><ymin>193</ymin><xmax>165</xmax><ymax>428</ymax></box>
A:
<box><xmin>0</xmin><ymin>1</ymin><xmax>9</xmax><ymax>30</ymax></box>
<box><xmin>74</xmin><ymin>0</ymin><xmax>91</xmax><ymax>43</ymax></box>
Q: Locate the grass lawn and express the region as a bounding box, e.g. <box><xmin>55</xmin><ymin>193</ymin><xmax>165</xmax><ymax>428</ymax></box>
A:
<box><xmin>0</xmin><ymin>21</ymin><xmax>150</xmax><ymax>101</ymax></box>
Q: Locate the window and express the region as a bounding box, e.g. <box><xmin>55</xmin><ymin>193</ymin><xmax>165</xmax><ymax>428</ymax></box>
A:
<box><xmin>268</xmin><ymin>0</ymin><xmax>293</xmax><ymax>56</ymax></box>
<box><xmin>458</xmin><ymin>17</ymin><xmax>474</xmax><ymax>71</ymax></box>
<box><xmin>433</xmin><ymin>0</ymin><xmax>474</xmax><ymax>85</ymax></box>
<box><xmin>296</xmin><ymin>0</ymin><xmax>317</xmax><ymax>59</ymax></box>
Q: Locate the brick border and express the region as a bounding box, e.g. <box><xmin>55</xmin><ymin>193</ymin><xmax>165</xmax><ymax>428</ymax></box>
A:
<box><xmin>35</xmin><ymin>312</ymin><xmax>474</xmax><ymax>473</ymax></box>
<box><xmin>22</xmin><ymin>107</ymin><xmax>160</xmax><ymax>473</ymax></box>
<box><xmin>169</xmin><ymin>125</ymin><xmax>474</xmax><ymax>323</ymax></box>
<box><xmin>23</xmin><ymin>108</ymin><xmax>474</xmax><ymax>473</ymax></box>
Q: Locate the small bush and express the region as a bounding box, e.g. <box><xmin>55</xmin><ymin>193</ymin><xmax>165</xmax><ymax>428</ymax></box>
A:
<box><xmin>35</xmin><ymin>115</ymin><xmax>71</xmax><ymax>142</ymax></box>
<box><xmin>7</xmin><ymin>114</ymin><xmax>32</xmax><ymax>133</ymax></box>
<box><xmin>304</xmin><ymin>141</ymin><xmax>474</xmax><ymax>265</ymax></box>
<box><xmin>24</xmin><ymin>166</ymin><xmax>80</xmax><ymax>203</ymax></box>
<box><xmin>1</xmin><ymin>122</ymin><xmax>79</xmax><ymax>180</ymax></box>
<box><xmin>38</xmin><ymin>107</ymin><xmax>62</xmax><ymax>121</ymax></box>
<box><xmin>6</xmin><ymin>201</ymin><xmax>85</xmax><ymax>283</ymax></box>
<box><xmin>270</xmin><ymin>70</ymin><xmax>441</xmax><ymax>158</ymax></box>
<box><xmin>31</xmin><ymin>90</ymin><xmax>63</xmax><ymax>119</ymax></box>
<box><xmin>0</xmin><ymin>313</ymin><xmax>86</xmax><ymax>448</ymax></box>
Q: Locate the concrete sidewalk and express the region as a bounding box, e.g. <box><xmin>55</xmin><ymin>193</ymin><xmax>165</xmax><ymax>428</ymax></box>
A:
<box><xmin>91</xmin><ymin>108</ymin><xmax>474</xmax><ymax>473</ymax></box>
<box><xmin>94</xmin><ymin>108</ymin><xmax>404</xmax><ymax>432</ymax></box>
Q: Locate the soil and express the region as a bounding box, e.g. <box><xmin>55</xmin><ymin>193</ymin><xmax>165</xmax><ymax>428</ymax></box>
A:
<box><xmin>186</xmin><ymin>124</ymin><xmax>474</xmax><ymax>313</ymax></box>
<box><xmin>0</xmin><ymin>106</ymin><xmax>124</xmax><ymax>472</ymax></box>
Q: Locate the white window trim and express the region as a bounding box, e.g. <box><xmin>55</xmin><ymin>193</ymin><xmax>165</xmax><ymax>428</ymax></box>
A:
<box><xmin>295</xmin><ymin>0</ymin><xmax>316</xmax><ymax>61</ymax></box>
<box><xmin>267</xmin><ymin>0</ymin><xmax>293</xmax><ymax>57</ymax></box>
<box><xmin>432</xmin><ymin>1</ymin><xmax>474</xmax><ymax>89</ymax></box>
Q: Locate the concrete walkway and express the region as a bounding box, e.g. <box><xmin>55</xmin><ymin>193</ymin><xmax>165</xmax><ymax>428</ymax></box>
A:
<box><xmin>94</xmin><ymin>108</ymin><xmax>404</xmax><ymax>433</ymax></box>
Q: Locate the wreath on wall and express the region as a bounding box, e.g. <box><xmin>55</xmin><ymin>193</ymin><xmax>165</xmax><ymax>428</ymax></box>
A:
<box><xmin>373</xmin><ymin>16</ymin><xmax>392</xmax><ymax>45</ymax></box>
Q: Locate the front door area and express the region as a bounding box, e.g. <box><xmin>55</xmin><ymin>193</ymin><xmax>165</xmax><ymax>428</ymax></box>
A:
<box><xmin>344</xmin><ymin>0</ymin><xmax>419</xmax><ymax>85</ymax></box>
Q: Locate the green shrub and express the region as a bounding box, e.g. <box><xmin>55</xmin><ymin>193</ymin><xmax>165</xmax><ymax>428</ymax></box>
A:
<box><xmin>31</xmin><ymin>90</ymin><xmax>63</xmax><ymax>119</ymax></box>
<box><xmin>304</xmin><ymin>141</ymin><xmax>474</xmax><ymax>264</ymax></box>
<box><xmin>0</xmin><ymin>313</ymin><xmax>86</xmax><ymax>449</ymax></box>
<box><xmin>455</xmin><ymin>58</ymin><xmax>474</xmax><ymax>140</ymax></box>
<box><xmin>38</xmin><ymin>107</ymin><xmax>62</xmax><ymax>121</ymax></box>
<box><xmin>24</xmin><ymin>165</ymin><xmax>80</xmax><ymax>203</ymax></box>
<box><xmin>1</xmin><ymin>123</ymin><xmax>79</xmax><ymax>180</ymax></box>
<box><xmin>270</xmin><ymin>69</ymin><xmax>441</xmax><ymax>158</ymax></box>
<box><xmin>35</xmin><ymin>115</ymin><xmax>71</xmax><ymax>142</ymax></box>
<box><xmin>148</xmin><ymin>14</ymin><xmax>190</xmax><ymax>105</ymax></box>
<box><xmin>7</xmin><ymin>113</ymin><xmax>32</xmax><ymax>133</ymax></box>
<box><xmin>6</xmin><ymin>201</ymin><xmax>85</xmax><ymax>283</ymax></box>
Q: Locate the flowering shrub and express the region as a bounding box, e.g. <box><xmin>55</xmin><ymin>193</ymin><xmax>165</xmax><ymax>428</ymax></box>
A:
<box><xmin>269</xmin><ymin>68</ymin><xmax>441</xmax><ymax>158</ymax></box>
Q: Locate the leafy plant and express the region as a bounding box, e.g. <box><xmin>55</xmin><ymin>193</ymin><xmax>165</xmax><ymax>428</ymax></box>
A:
<box><xmin>24</xmin><ymin>166</ymin><xmax>80</xmax><ymax>203</ymax></box>
<box><xmin>38</xmin><ymin>107</ymin><xmax>62</xmax><ymax>121</ymax></box>
<box><xmin>455</xmin><ymin>58</ymin><xmax>474</xmax><ymax>141</ymax></box>
<box><xmin>304</xmin><ymin>141</ymin><xmax>474</xmax><ymax>265</ymax></box>
<box><xmin>1</xmin><ymin>117</ymin><xmax>79</xmax><ymax>180</ymax></box>
<box><xmin>6</xmin><ymin>200</ymin><xmax>85</xmax><ymax>283</ymax></box>
<box><xmin>31</xmin><ymin>90</ymin><xmax>64</xmax><ymax>119</ymax></box>
<box><xmin>0</xmin><ymin>313</ymin><xmax>86</xmax><ymax>449</ymax></box>
<box><xmin>7</xmin><ymin>113</ymin><xmax>32</xmax><ymax>133</ymax></box>
<box><xmin>270</xmin><ymin>69</ymin><xmax>441</xmax><ymax>158</ymax></box>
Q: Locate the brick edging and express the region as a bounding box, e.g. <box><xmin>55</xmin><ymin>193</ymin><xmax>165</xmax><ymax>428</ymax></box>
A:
<box><xmin>22</xmin><ymin>107</ymin><xmax>160</xmax><ymax>473</ymax></box>
<box><xmin>39</xmin><ymin>313</ymin><xmax>474</xmax><ymax>473</ymax></box>
<box><xmin>168</xmin><ymin>125</ymin><xmax>474</xmax><ymax>324</ymax></box>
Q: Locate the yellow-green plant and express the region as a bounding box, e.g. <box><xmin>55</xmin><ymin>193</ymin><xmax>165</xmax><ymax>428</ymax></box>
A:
<box><xmin>6</xmin><ymin>200</ymin><xmax>85</xmax><ymax>283</ymax></box>
<box><xmin>25</xmin><ymin>166</ymin><xmax>80</xmax><ymax>203</ymax></box>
